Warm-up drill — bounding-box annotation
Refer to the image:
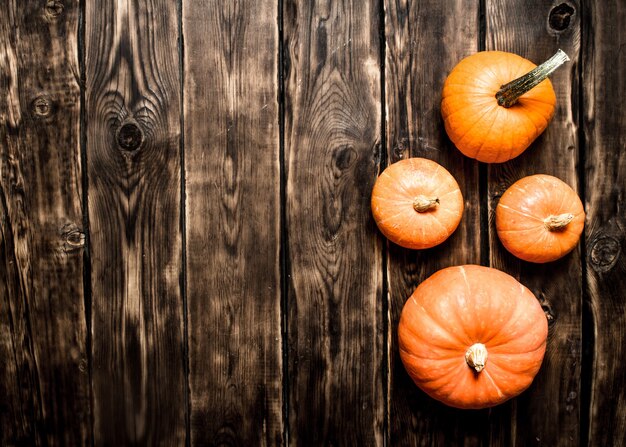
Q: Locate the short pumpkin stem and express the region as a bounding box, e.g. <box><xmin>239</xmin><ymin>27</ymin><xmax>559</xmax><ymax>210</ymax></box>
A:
<box><xmin>496</xmin><ymin>49</ymin><xmax>570</xmax><ymax>108</ymax></box>
<box><xmin>544</xmin><ymin>213</ymin><xmax>574</xmax><ymax>231</ymax></box>
<box><xmin>465</xmin><ymin>343</ymin><xmax>488</xmax><ymax>373</ymax></box>
<box><xmin>413</xmin><ymin>195</ymin><xmax>439</xmax><ymax>212</ymax></box>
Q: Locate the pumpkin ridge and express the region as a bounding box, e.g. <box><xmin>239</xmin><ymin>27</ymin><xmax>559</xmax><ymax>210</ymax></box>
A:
<box><xmin>461</xmin><ymin>53</ymin><xmax>502</xmax><ymax>83</ymax></box>
<box><xmin>518</xmin><ymin>99</ymin><xmax>554</xmax><ymax>122</ymax></box>
<box><xmin>488</xmin><ymin>356</ymin><xmax>543</xmax><ymax>378</ymax></box>
<box><xmin>472</xmin><ymin>106</ymin><xmax>502</xmax><ymax>161</ymax></box>
<box><xmin>497</xmin><ymin>204</ymin><xmax>544</xmax><ymax>222</ymax></box>
<box><xmin>413</xmin><ymin>297</ymin><xmax>471</xmax><ymax>346</ymax></box>
<box><xmin>400</xmin><ymin>313</ymin><xmax>465</xmax><ymax>350</ymax></box>
<box><xmin>426</xmin><ymin>162</ymin><xmax>442</xmax><ymax>184</ymax></box>
<box><xmin>375</xmin><ymin>208</ymin><xmax>412</xmax><ymax>225</ymax></box>
<box><xmin>420</xmin><ymin>211</ymin><xmax>450</xmax><ymax>236</ymax></box>
<box><xmin>479</xmin><ymin>292</ymin><xmax>524</xmax><ymax>346</ymax></box>
<box><xmin>441</xmin><ymin>367</ymin><xmax>475</xmax><ymax>404</ymax></box>
<box><xmin>555</xmin><ymin>179</ymin><xmax>573</xmax><ymax>214</ymax></box>
<box><xmin>443</xmin><ymin>98</ymin><xmax>494</xmax><ymax>123</ymax></box>
<box><xmin>512</xmin><ymin>232</ymin><xmax>552</xmax><ymax>261</ymax></box>
<box><xmin>446</xmin><ymin>275</ymin><xmax>483</xmax><ymax>344</ymax></box>
<box><xmin>498</xmin><ymin>225</ymin><xmax>544</xmax><ymax>234</ymax></box>
<box><xmin>380</xmin><ymin>165</ymin><xmax>426</xmax><ymax>199</ymax></box>
<box><xmin>482</xmin><ymin>368</ymin><xmax>505</xmax><ymax>399</ymax></box>
<box><xmin>450</xmin><ymin>105</ymin><xmax>498</xmax><ymax>150</ymax></box>
<box><xmin>489</xmin><ymin>341</ymin><xmax>547</xmax><ymax>356</ymax></box>
<box><xmin>399</xmin><ymin>346</ymin><xmax>462</xmax><ymax>363</ymax></box>
<box><xmin>423</xmin><ymin>362</ymin><xmax>467</xmax><ymax>392</ymax></box>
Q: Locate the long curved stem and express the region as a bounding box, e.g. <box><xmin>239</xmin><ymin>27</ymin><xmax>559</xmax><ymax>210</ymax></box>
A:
<box><xmin>496</xmin><ymin>49</ymin><xmax>570</xmax><ymax>108</ymax></box>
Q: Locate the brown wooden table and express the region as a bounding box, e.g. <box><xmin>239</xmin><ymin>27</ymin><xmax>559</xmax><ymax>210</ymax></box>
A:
<box><xmin>1</xmin><ymin>0</ymin><xmax>624</xmax><ymax>445</ymax></box>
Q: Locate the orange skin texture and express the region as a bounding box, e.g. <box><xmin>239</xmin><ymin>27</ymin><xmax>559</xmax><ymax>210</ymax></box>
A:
<box><xmin>496</xmin><ymin>174</ymin><xmax>585</xmax><ymax>263</ymax></box>
<box><xmin>371</xmin><ymin>158</ymin><xmax>463</xmax><ymax>249</ymax></box>
<box><xmin>398</xmin><ymin>265</ymin><xmax>548</xmax><ymax>409</ymax></box>
<box><xmin>441</xmin><ymin>51</ymin><xmax>556</xmax><ymax>163</ymax></box>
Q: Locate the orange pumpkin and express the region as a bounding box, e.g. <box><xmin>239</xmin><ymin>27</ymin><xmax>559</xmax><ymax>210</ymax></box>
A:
<box><xmin>371</xmin><ymin>158</ymin><xmax>463</xmax><ymax>249</ymax></box>
<box><xmin>398</xmin><ymin>265</ymin><xmax>548</xmax><ymax>409</ymax></box>
<box><xmin>496</xmin><ymin>174</ymin><xmax>585</xmax><ymax>263</ymax></box>
<box><xmin>441</xmin><ymin>50</ymin><xmax>569</xmax><ymax>163</ymax></box>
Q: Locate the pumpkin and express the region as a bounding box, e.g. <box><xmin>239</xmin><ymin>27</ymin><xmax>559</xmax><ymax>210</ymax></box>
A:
<box><xmin>371</xmin><ymin>158</ymin><xmax>463</xmax><ymax>249</ymax></box>
<box><xmin>496</xmin><ymin>174</ymin><xmax>585</xmax><ymax>263</ymax></box>
<box><xmin>398</xmin><ymin>265</ymin><xmax>548</xmax><ymax>409</ymax></box>
<box><xmin>441</xmin><ymin>49</ymin><xmax>569</xmax><ymax>163</ymax></box>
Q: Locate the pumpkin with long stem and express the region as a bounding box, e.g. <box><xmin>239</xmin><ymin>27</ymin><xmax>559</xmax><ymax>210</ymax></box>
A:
<box><xmin>441</xmin><ymin>49</ymin><xmax>569</xmax><ymax>163</ymax></box>
<box><xmin>371</xmin><ymin>158</ymin><xmax>463</xmax><ymax>249</ymax></box>
<box><xmin>398</xmin><ymin>265</ymin><xmax>548</xmax><ymax>409</ymax></box>
<box><xmin>496</xmin><ymin>174</ymin><xmax>585</xmax><ymax>263</ymax></box>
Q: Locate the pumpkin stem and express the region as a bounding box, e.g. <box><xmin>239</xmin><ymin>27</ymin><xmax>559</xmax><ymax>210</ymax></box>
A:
<box><xmin>544</xmin><ymin>213</ymin><xmax>574</xmax><ymax>231</ymax></box>
<box><xmin>465</xmin><ymin>343</ymin><xmax>488</xmax><ymax>373</ymax></box>
<box><xmin>495</xmin><ymin>49</ymin><xmax>570</xmax><ymax>108</ymax></box>
<box><xmin>413</xmin><ymin>195</ymin><xmax>439</xmax><ymax>213</ymax></box>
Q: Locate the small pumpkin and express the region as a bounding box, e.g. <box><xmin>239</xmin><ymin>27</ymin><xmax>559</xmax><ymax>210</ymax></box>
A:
<box><xmin>441</xmin><ymin>50</ymin><xmax>569</xmax><ymax>163</ymax></box>
<box><xmin>496</xmin><ymin>174</ymin><xmax>585</xmax><ymax>263</ymax></box>
<box><xmin>371</xmin><ymin>158</ymin><xmax>463</xmax><ymax>249</ymax></box>
<box><xmin>398</xmin><ymin>265</ymin><xmax>548</xmax><ymax>409</ymax></box>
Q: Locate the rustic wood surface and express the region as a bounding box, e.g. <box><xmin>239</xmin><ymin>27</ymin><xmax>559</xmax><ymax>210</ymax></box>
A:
<box><xmin>583</xmin><ymin>0</ymin><xmax>626</xmax><ymax>445</ymax></box>
<box><xmin>1</xmin><ymin>1</ymin><xmax>90</xmax><ymax>445</ymax></box>
<box><xmin>284</xmin><ymin>0</ymin><xmax>384</xmax><ymax>444</ymax></box>
<box><xmin>1</xmin><ymin>0</ymin><xmax>625</xmax><ymax>445</ymax></box>
<box><xmin>183</xmin><ymin>0</ymin><xmax>283</xmax><ymax>444</ymax></box>
<box><xmin>85</xmin><ymin>0</ymin><xmax>186</xmax><ymax>444</ymax></box>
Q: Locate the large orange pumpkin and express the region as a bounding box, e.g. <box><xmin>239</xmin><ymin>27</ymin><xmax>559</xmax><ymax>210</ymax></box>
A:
<box><xmin>441</xmin><ymin>50</ymin><xmax>569</xmax><ymax>163</ymax></box>
<box><xmin>398</xmin><ymin>265</ymin><xmax>548</xmax><ymax>409</ymax></box>
<box><xmin>496</xmin><ymin>174</ymin><xmax>585</xmax><ymax>263</ymax></box>
<box><xmin>371</xmin><ymin>158</ymin><xmax>463</xmax><ymax>249</ymax></box>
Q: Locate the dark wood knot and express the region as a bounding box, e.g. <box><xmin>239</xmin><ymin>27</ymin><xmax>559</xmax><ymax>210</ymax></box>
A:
<box><xmin>44</xmin><ymin>0</ymin><xmax>64</xmax><ymax>19</ymax></box>
<box><xmin>392</xmin><ymin>145</ymin><xmax>405</xmax><ymax>163</ymax></box>
<box><xmin>334</xmin><ymin>145</ymin><xmax>357</xmax><ymax>170</ymax></box>
<box><xmin>116</xmin><ymin>123</ymin><xmax>143</xmax><ymax>151</ymax></box>
<box><xmin>589</xmin><ymin>235</ymin><xmax>621</xmax><ymax>273</ymax></box>
<box><xmin>31</xmin><ymin>96</ymin><xmax>54</xmax><ymax>118</ymax></box>
<box><xmin>60</xmin><ymin>223</ymin><xmax>85</xmax><ymax>253</ymax></box>
<box><xmin>549</xmin><ymin>3</ymin><xmax>575</xmax><ymax>31</ymax></box>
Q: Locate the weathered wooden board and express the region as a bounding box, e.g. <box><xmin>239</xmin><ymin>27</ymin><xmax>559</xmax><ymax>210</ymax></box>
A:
<box><xmin>384</xmin><ymin>0</ymin><xmax>487</xmax><ymax>445</ymax></box>
<box><xmin>0</xmin><ymin>1</ymin><xmax>90</xmax><ymax>445</ymax></box>
<box><xmin>485</xmin><ymin>1</ymin><xmax>582</xmax><ymax>445</ymax></box>
<box><xmin>182</xmin><ymin>0</ymin><xmax>283</xmax><ymax>444</ymax></box>
<box><xmin>283</xmin><ymin>0</ymin><xmax>384</xmax><ymax>444</ymax></box>
<box><xmin>583</xmin><ymin>0</ymin><xmax>626</xmax><ymax>445</ymax></box>
<box><xmin>85</xmin><ymin>0</ymin><xmax>186</xmax><ymax>444</ymax></box>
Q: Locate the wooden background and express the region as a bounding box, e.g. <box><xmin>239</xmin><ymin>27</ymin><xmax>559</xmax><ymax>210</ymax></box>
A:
<box><xmin>0</xmin><ymin>0</ymin><xmax>624</xmax><ymax>445</ymax></box>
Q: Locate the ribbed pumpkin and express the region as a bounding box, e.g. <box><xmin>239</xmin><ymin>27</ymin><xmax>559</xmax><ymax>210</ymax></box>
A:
<box><xmin>398</xmin><ymin>265</ymin><xmax>548</xmax><ymax>409</ymax></box>
<box><xmin>496</xmin><ymin>174</ymin><xmax>585</xmax><ymax>263</ymax></box>
<box><xmin>441</xmin><ymin>50</ymin><xmax>569</xmax><ymax>163</ymax></box>
<box><xmin>371</xmin><ymin>158</ymin><xmax>463</xmax><ymax>249</ymax></box>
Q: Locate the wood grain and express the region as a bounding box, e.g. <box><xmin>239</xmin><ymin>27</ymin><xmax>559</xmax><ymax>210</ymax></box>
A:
<box><xmin>384</xmin><ymin>0</ymin><xmax>487</xmax><ymax>445</ymax></box>
<box><xmin>182</xmin><ymin>0</ymin><xmax>283</xmax><ymax>445</ymax></box>
<box><xmin>486</xmin><ymin>1</ymin><xmax>582</xmax><ymax>445</ymax></box>
<box><xmin>0</xmin><ymin>1</ymin><xmax>90</xmax><ymax>445</ymax></box>
<box><xmin>84</xmin><ymin>0</ymin><xmax>185</xmax><ymax>444</ymax></box>
<box><xmin>283</xmin><ymin>0</ymin><xmax>384</xmax><ymax>444</ymax></box>
<box><xmin>582</xmin><ymin>0</ymin><xmax>626</xmax><ymax>444</ymax></box>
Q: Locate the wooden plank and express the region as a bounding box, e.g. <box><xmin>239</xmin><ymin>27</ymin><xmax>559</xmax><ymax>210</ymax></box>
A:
<box><xmin>0</xmin><ymin>1</ymin><xmax>90</xmax><ymax>445</ymax></box>
<box><xmin>84</xmin><ymin>1</ymin><xmax>185</xmax><ymax>444</ymax></box>
<box><xmin>182</xmin><ymin>0</ymin><xmax>283</xmax><ymax>444</ymax></box>
<box><xmin>583</xmin><ymin>0</ymin><xmax>626</xmax><ymax>444</ymax></box>
<box><xmin>384</xmin><ymin>1</ymin><xmax>487</xmax><ymax>445</ymax></box>
<box><xmin>283</xmin><ymin>1</ymin><xmax>383</xmax><ymax>444</ymax></box>
<box><xmin>485</xmin><ymin>1</ymin><xmax>582</xmax><ymax>445</ymax></box>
